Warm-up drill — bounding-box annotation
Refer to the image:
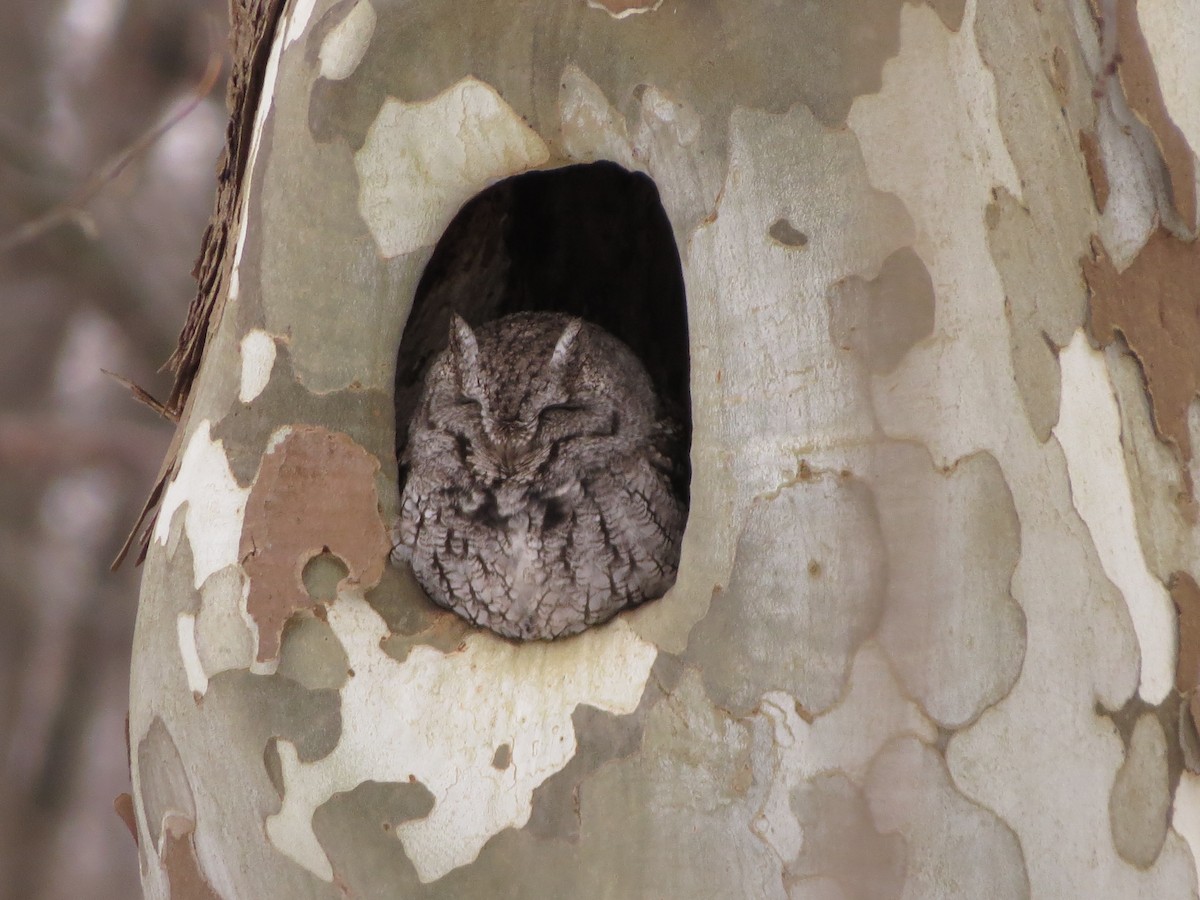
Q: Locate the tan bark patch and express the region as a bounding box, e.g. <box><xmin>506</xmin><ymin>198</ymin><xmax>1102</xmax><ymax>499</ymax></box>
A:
<box><xmin>240</xmin><ymin>426</ymin><xmax>389</xmax><ymax>662</ymax></box>
<box><xmin>1083</xmin><ymin>230</ymin><xmax>1200</xmax><ymax>494</ymax></box>
<box><xmin>161</xmin><ymin>814</ymin><xmax>223</xmax><ymax>900</ymax></box>
<box><xmin>1048</xmin><ymin>45</ymin><xmax>1071</xmax><ymax>105</ymax></box>
<box><xmin>1111</xmin><ymin>0</ymin><xmax>1196</xmax><ymax>229</ymax></box>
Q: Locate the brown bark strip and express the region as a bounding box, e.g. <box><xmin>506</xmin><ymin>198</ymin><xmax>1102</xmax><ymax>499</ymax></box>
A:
<box><xmin>1173</xmin><ymin>572</ymin><xmax>1200</xmax><ymax>697</ymax></box>
<box><xmin>1078</xmin><ymin>129</ymin><xmax>1109</xmax><ymax>213</ymax></box>
<box><xmin>115</xmin><ymin>0</ymin><xmax>285</xmax><ymax>568</ymax></box>
<box><xmin>1083</xmin><ymin>230</ymin><xmax>1200</xmax><ymax>500</ymax></box>
<box><xmin>113</xmin><ymin>793</ymin><xmax>138</xmax><ymax>845</ymax></box>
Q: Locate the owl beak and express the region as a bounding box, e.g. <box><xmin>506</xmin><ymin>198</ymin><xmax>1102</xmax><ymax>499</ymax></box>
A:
<box><xmin>495</xmin><ymin>443</ymin><xmax>534</xmax><ymax>477</ymax></box>
<box><xmin>487</xmin><ymin>424</ymin><xmax>534</xmax><ymax>476</ymax></box>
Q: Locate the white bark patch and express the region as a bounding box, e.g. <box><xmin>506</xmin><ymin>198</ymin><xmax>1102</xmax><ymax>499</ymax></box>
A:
<box><xmin>175</xmin><ymin>614</ymin><xmax>207</xmax><ymax>696</ymax></box>
<box><xmin>356</xmin><ymin>78</ymin><xmax>550</xmax><ymax>258</ymax></box>
<box><xmin>1137</xmin><ymin>0</ymin><xmax>1200</xmax><ymax>158</ymax></box>
<box><xmin>154</xmin><ymin>422</ymin><xmax>250</xmax><ymax>591</ymax></box>
<box><xmin>632</xmin><ymin>84</ymin><xmax>724</xmax><ymax>231</ymax></box>
<box><xmin>265</xmin><ymin>589</ymin><xmax>657</xmax><ymax>883</ymax></box>
<box><xmin>284</xmin><ymin>0</ymin><xmax>319</xmax><ymax>47</ymax></box>
<box><xmin>1054</xmin><ymin>331</ymin><xmax>1175</xmax><ymax>704</ymax></box>
<box><xmin>318</xmin><ymin>0</ymin><xmax>376</xmax><ymax>81</ymax></box>
<box><xmin>559</xmin><ymin>66</ymin><xmax>638</xmax><ymax>171</ymax></box>
<box><xmin>1095</xmin><ymin>102</ymin><xmax>1158</xmax><ymax>269</ymax></box>
<box><xmin>585</xmin><ymin>0</ymin><xmax>663</xmax><ymax>19</ymax></box>
<box><xmin>237</xmin><ymin>329</ymin><xmax>277</xmax><ymax>403</ymax></box>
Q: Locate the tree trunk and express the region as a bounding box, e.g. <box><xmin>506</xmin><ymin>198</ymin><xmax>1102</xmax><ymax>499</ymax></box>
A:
<box><xmin>130</xmin><ymin>0</ymin><xmax>1200</xmax><ymax>896</ymax></box>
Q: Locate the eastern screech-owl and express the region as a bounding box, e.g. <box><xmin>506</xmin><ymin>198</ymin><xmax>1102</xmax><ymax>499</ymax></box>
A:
<box><xmin>393</xmin><ymin>311</ymin><xmax>686</xmax><ymax>640</ymax></box>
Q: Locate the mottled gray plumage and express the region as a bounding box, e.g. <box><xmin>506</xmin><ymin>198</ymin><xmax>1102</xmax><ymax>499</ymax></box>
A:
<box><xmin>393</xmin><ymin>311</ymin><xmax>685</xmax><ymax>640</ymax></box>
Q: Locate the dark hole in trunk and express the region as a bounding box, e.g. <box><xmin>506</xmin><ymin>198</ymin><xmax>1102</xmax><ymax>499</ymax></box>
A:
<box><xmin>394</xmin><ymin>161</ymin><xmax>691</xmax><ymax>500</ymax></box>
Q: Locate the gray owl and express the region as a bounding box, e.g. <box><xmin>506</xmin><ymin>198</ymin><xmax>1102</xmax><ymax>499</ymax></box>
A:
<box><xmin>393</xmin><ymin>311</ymin><xmax>686</xmax><ymax>640</ymax></box>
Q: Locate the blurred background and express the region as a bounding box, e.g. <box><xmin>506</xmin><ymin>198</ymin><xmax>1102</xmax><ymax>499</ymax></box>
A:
<box><xmin>0</xmin><ymin>0</ymin><xmax>228</xmax><ymax>896</ymax></box>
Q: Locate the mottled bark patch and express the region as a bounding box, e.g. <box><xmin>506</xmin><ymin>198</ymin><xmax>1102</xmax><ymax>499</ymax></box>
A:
<box><xmin>308</xmin><ymin>780</ymin><xmax>436</xmax><ymax>891</ymax></box>
<box><xmin>1109</xmin><ymin>713</ymin><xmax>1170</xmax><ymax>868</ymax></box>
<box><xmin>828</xmin><ymin>247</ymin><xmax>935</xmax><ymax>375</ymax></box>
<box><xmin>1109</xmin><ymin>0</ymin><xmax>1196</xmax><ymax>229</ymax></box>
<box><xmin>277</xmin><ymin>615</ymin><xmax>351</xmax><ymax>692</ymax></box>
<box><xmin>355</xmin><ymin>80</ymin><xmax>550</xmax><ymax>259</ymax></box>
<box><xmin>315</xmin><ymin>0</ymin><xmax>376</xmax><ymax>81</ymax></box>
<box><xmin>241</xmin><ymin>426</ymin><xmax>390</xmax><ymax>661</ymax></box>
<box><xmin>138</xmin><ymin>718</ymin><xmax>195</xmax><ymax>853</ymax></box>
<box><xmin>871</xmin><ymin>445</ymin><xmax>1025</xmax><ymax>729</ymax></box>
<box><xmin>868</xmin><ymin>738</ymin><xmax>1029</xmax><ymax>898</ymax></box>
<box><xmin>266</xmin><ymin>594</ymin><xmax>656</xmax><ymax>883</ymax></box>
<box><xmin>787</xmin><ymin>773</ymin><xmax>906</xmax><ymax>899</ymax></box>
<box><xmin>525</xmin><ymin>653</ymin><xmax>681</xmax><ymax>842</ymax></box>
<box><xmin>685</xmin><ymin>474</ymin><xmax>885</xmax><ymax>717</ymax></box>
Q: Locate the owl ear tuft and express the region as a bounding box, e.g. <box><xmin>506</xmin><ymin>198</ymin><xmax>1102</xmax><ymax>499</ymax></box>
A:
<box><xmin>550</xmin><ymin>319</ymin><xmax>583</xmax><ymax>371</ymax></box>
<box><xmin>449</xmin><ymin>314</ymin><xmax>481</xmax><ymax>382</ymax></box>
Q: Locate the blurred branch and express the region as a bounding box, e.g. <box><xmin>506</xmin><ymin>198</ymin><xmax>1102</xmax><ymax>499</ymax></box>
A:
<box><xmin>0</xmin><ymin>413</ymin><xmax>170</xmax><ymax>474</ymax></box>
<box><xmin>0</xmin><ymin>51</ymin><xmax>223</xmax><ymax>256</ymax></box>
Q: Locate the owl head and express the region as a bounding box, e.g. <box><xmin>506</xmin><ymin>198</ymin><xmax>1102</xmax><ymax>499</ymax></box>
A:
<box><xmin>418</xmin><ymin>311</ymin><xmax>659</xmax><ymax>501</ymax></box>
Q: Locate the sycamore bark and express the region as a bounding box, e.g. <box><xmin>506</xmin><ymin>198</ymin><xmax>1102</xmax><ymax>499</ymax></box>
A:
<box><xmin>131</xmin><ymin>1</ymin><xmax>1200</xmax><ymax>896</ymax></box>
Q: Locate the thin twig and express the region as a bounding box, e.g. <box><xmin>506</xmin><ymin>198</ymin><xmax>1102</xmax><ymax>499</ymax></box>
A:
<box><xmin>0</xmin><ymin>52</ymin><xmax>224</xmax><ymax>255</ymax></box>
<box><xmin>101</xmin><ymin>369</ymin><xmax>175</xmax><ymax>420</ymax></box>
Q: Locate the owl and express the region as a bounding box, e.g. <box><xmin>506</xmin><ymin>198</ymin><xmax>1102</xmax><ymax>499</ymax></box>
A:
<box><xmin>393</xmin><ymin>311</ymin><xmax>686</xmax><ymax>640</ymax></box>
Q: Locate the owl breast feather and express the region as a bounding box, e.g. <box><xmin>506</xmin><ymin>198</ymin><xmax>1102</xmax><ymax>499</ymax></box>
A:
<box><xmin>393</xmin><ymin>311</ymin><xmax>685</xmax><ymax>640</ymax></box>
